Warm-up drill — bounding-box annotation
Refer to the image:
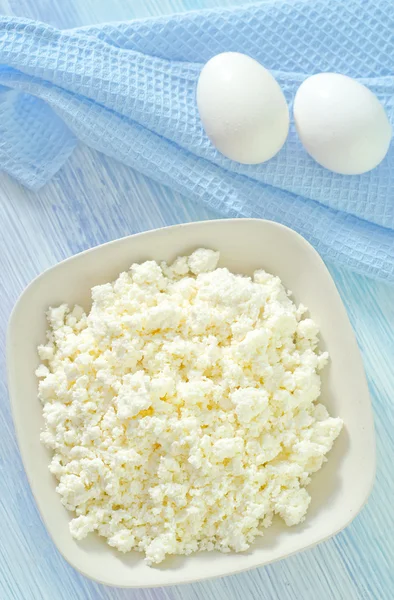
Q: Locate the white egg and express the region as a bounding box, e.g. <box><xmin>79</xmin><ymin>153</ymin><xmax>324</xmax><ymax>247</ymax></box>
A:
<box><xmin>294</xmin><ymin>73</ymin><xmax>392</xmax><ymax>175</ymax></box>
<box><xmin>196</xmin><ymin>52</ymin><xmax>289</xmax><ymax>164</ymax></box>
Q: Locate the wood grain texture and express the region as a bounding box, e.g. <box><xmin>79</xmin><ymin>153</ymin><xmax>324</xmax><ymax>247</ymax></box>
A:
<box><xmin>0</xmin><ymin>1</ymin><xmax>393</xmax><ymax>599</ymax></box>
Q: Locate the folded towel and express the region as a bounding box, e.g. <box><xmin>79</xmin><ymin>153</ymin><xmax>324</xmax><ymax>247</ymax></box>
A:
<box><xmin>0</xmin><ymin>0</ymin><xmax>393</xmax><ymax>281</ymax></box>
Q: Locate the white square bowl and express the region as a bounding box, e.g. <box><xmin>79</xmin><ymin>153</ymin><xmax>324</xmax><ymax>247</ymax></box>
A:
<box><xmin>7</xmin><ymin>219</ymin><xmax>375</xmax><ymax>588</ymax></box>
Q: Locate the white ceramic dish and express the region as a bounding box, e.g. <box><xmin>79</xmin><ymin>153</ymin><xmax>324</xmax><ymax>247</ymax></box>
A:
<box><xmin>7</xmin><ymin>219</ymin><xmax>375</xmax><ymax>588</ymax></box>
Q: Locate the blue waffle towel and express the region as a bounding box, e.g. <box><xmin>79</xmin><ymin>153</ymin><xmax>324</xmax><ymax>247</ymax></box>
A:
<box><xmin>0</xmin><ymin>0</ymin><xmax>393</xmax><ymax>281</ymax></box>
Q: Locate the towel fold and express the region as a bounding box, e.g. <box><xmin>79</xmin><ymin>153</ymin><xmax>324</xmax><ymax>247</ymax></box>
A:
<box><xmin>0</xmin><ymin>0</ymin><xmax>393</xmax><ymax>281</ymax></box>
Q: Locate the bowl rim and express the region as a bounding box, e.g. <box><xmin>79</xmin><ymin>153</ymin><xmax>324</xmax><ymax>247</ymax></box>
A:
<box><xmin>7</xmin><ymin>218</ymin><xmax>376</xmax><ymax>588</ymax></box>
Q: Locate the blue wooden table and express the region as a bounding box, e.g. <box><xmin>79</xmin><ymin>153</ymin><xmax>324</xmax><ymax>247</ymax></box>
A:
<box><xmin>0</xmin><ymin>1</ymin><xmax>393</xmax><ymax>598</ymax></box>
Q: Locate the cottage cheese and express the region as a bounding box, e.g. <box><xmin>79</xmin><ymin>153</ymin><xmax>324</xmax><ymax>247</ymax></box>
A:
<box><xmin>37</xmin><ymin>248</ymin><xmax>343</xmax><ymax>565</ymax></box>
